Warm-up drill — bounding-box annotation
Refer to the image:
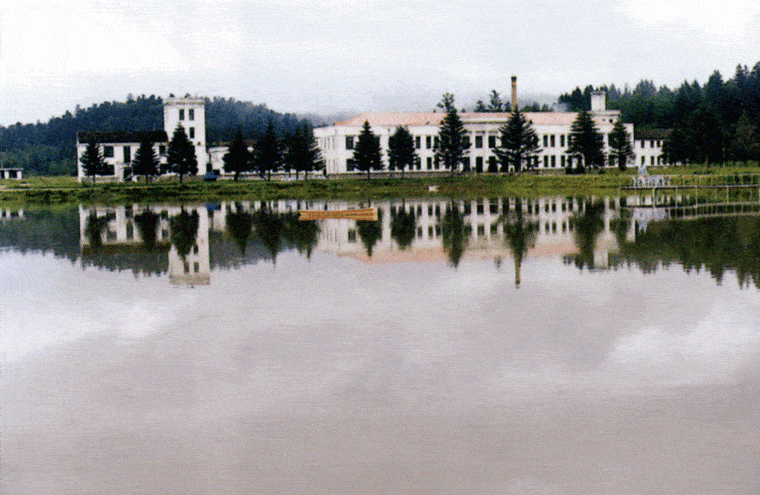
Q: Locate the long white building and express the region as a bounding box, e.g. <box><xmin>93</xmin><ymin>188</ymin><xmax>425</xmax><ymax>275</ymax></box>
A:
<box><xmin>315</xmin><ymin>92</ymin><xmax>654</xmax><ymax>174</ymax></box>
<box><xmin>76</xmin><ymin>96</ymin><xmax>209</xmax><ymax>182</ymax></box>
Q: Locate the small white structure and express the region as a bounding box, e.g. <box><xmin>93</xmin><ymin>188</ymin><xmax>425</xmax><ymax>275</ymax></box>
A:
<box><xmin>76</xmin><ymin>96</ymin><xmax>208</xmax><ymax>182</ymax></box>
<box><xmin>0</xmin><ymin>168</ymin><xmax>22</xmax><ymax>179</ymax></box>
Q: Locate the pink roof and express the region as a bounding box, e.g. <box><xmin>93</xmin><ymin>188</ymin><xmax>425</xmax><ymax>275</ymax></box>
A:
<box><xmin>335</xmin><ymin>112</ymin><xmax>611</xmax><ymax>128</ymax></box>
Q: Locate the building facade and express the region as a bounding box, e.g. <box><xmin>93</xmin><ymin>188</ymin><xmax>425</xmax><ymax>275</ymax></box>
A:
<box><xmin>315</xmin><ymin>93</ymin><xmax>659</xmax><ymax>174</ymax></box>
<box><xmin>76</xmin><ymin>96</ymin><xmax>208</xmax><ymax>182</ymax></box>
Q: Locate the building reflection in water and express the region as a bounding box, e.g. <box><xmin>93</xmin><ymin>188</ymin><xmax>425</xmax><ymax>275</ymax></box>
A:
<box><xmin>77</xmin><ymin>191</ymin><xmax>756</xmax><ymax>286</ymax></box>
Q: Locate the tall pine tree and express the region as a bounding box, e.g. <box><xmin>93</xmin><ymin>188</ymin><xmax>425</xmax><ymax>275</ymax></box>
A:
<box><xmin>387</xmin><ymin>125</ymin><xmax>417</xmax><ymax>176</ymax></box>
<box><xmin>131</xmin><ymin>139</ymin><xmax>159</xmax><ymax>182</ymax></box>
<box><xmin>435</xmin><ymin>94</ymin><xmax>469</xmax><ymax>174</ymax></box>
<box><xmin>568</xmin><ymin>110</ymin><xmax>605</xmax><ymax>172</ymax></box>
<box><xmin>493</xmin><ymin>109</ymin><xmax>541</xmax><ymax>173</ymax></box>
<box><xmin>351</xmin><ymin>121</ymin><xmax>383</xmax><ymax>180</ymax></box>
<box><xmin>167</xmin><ymin>125</ymin><xmax>197</xmax><ymax>182</ymax></box>
<box><xmin>608</xmin><ymin>118</ymin><xmax>634</xmax><ymax>171</ymax></box>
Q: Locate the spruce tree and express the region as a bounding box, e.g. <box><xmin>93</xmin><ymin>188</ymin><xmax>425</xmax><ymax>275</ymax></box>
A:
<box><xmin>254</xmin><ymin>121</ymin><xmax>281</xmax><ymax>181</ymax></box>
<box><xmin>568</xmin><ymin>109</ymin><xmax>605</xmax><ymax>172</ymax></box>
<box><xmin>387</xmin><ymin>125</ymin><xmax>417</xmax><ymax>176</ymax></box>
<box><xmin>80</xmin><ymin>138</ymin><xmax>105</xmax><ymax>184</ymax></box>
<box><xmin>284</xmin><ymin>123</ymin><xmax>324</xmax><ymax>180</ymax></box>
<box><xmin>493</xmin><ymin>109</ymin><xmax>542</xmax><ymax>173</ymax></box>
<box><xmin>132</xmin><ymin>139</ymin><xmax>159</xmax><ymax>182</ymax></box>
<box><xmin>435</xmin><ymin>95</ymin><xmax>469</xmax><ymax>174</ymax></box>
<box><xmin>351</xmin><ymin>121</ymin><xmax>383</xmax><ymax>180</ymax></box>
<box><xmin>223</xmin><ymin>129</ymin><xmax>251</xmax><ymax>181</ymax></box>
<box><xmin>167</xmin><ymin>125</ymin><xmax>197</xmax><ymax>182</ymax></box>
<box><xmin>608</xmin><ymin>118</ymin><xmax>634</xmax><ymax>171</ymax></box>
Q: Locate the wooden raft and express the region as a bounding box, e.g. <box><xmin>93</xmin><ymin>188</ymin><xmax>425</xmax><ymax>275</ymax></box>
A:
<box><xmin>299</xmin><ymin>207</ymin><xmax>378</xmax><ymax>221</ymax></box>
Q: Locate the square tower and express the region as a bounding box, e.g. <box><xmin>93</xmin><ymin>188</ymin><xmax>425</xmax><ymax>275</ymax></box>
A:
<box><xmin>163</xmin><ymin>96</ymin><xmax>208</xmax><ymax>171</ymax></box>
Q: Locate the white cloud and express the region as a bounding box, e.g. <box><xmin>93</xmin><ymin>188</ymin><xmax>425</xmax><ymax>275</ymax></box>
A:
<box><xmin>620</xmin><ymin>0</ymin><xmax>760</xmax><ymax>37</ymax></box>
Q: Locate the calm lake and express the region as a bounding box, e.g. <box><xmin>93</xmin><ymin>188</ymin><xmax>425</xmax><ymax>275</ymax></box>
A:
<box><xmin>1</xmin><ymin>194</ymin><xmax>759</xmax><ymax>494</ymax></box>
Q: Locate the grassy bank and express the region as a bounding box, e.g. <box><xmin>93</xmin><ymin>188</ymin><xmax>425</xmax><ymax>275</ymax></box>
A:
<box><xmin>1</xmin><ymin>164</ymin><xmax>759</xmax><ymax>206</ymax></box>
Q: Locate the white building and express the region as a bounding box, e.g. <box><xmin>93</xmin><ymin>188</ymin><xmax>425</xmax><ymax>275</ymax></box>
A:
<box><xmin>76</xmin><ymin>96</ymin><xmax>209</xmax><ymax>182</ymax></box>
<box><xmin>314</xmin><ymin>91</ymin><xmax>658</xmax><ymax>174</ymax></box>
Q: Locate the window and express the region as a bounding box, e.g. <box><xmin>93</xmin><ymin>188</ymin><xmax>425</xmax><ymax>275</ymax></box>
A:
<box><xmin>426</xmin><ymin>136</ymin><xmax>432</xmax><ymax>149</ymax></box>
<box><xmin>551</xmin><ymin>155</ymin><xmax>556</xmax><ymax>168</ymax></box>
<box><xmin>415</xmin><ymin>136</ymin><xmax>421</xmax><ymax>149</ymax></box>
<box><xmin>488</xmin><ymin>135</ymin><xmax>497</xmax><ymax>148</ymax></box>
<box><xmin>650</xmin><ymin>156</ymin><xmax>654</xmax><ymax>165</ymax></box>
<box><xmin>543</xmin><ymin>156</ymin><xmax>548</xmax><ymax>168</ymax></box>
<box><xmin>426</xmin><ymin>157</ymin><xmax>432</xmax><ymax>170</ymax></box>
<box><xmin>560</xmin><ymin>134</ymin><xmax>565</xmax><ymax>147</ymax></box>
<box><xmin>463</xmin><ymin>136</ymin><xmax>470</xmax><ymax>148</ymax></box>
<box><xmin>550</xmin><ymin>135</ymin><xmax>555</xmax><ymax>147</ymax></box>
<box><xmin>641</xmin><ymin>156</ymin><xmax>646</xmax><ymax>165</ymax></box>
<box><xmin>194</xmin><ymin>262</ymin><xmax>200</xmax><ymax>273</ymax></box>
<box><xmin>346</xmin><ymin>136</ymin><xmax>354</xmax><ymax>149</ymax></box>
<box><xmin>103</xmin><ymin>146</ymin><xmax>114</xmax><ymax>158</ymax></box>
<box><xmin>123</xmin><ymin>146</ymin><xmax>131</xmax><ymax>163</ymax></box>
<box><xmin>475</xmin><ymin>135</ymin><xmax>483</xmax><ymax>148</ymax></box>
<box><xmin>179</xmin><ymin>109</ymin><xmax>185</xmax><ymax>120</ymax></box>
<box><xmin>543</xmin><ymin>135</ymin><xmax>548</xmax><ymax>147</ymax></box>
<box><xmin>476</xmin><ymin>156</ymin><xmax>483</xmax><ymax>172</ymax></box>
<box><xmin>561</xmin><ymin>155</ymin><xmax>566</xmax><ymax>167</ymax></box>
<box><xmin>189</xmin><ymin>109</ymin><xmax>195</xmax><ymax>121</ymax></box>
<box><xmin>189</xmin><ymin>127</ymin><xmax>195</xmax><ymax>139</ymax></box>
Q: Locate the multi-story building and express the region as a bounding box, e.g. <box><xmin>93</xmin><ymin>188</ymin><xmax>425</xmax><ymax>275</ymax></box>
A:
<box><xmin>76</xmin><ymin>96</ymin><xmax>208</xmax><ymax>182</ymax></box>
<box><xmin>315</xmin><ymin>91</ymin><xmax>660</xmax><ymax>174</ymax></box>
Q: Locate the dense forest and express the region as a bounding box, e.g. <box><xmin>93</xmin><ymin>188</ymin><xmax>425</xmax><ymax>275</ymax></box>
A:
<box><xmin>559</xmin><ymin>62</ymin><xmax>760</xmax><ymax>165</ymax></box>
<box><xmin>0</xmin><ymin>95</ymin><xmax>308</xmax><ymax>176</ymax></box>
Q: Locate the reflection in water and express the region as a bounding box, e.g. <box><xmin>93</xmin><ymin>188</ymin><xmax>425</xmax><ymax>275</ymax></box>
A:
<box><xmin>1</xmin><ymin>191</ymin><xmax>760</xmax><ymax>288</ymax></box>
<box><xmin>390</xmin><ymin>202</ymin><xmax>416</xmax><ymax>250</ymax></box>
<box><xmin>356</xmin><ymin>207</ymin><xmax>383</xmax><ymax>257</ymax></box>
<box><xmin>225</xmin><ymin>203</ymin><xmax>253</xmax><ymax>255</ymax></box>
<box><xmin>502</xmin><ymin>208</ymin><xmax>538</xmax><ymax>286</ymax></box>
<box><xmin>441</xmin><ymin>201</ymin><xmax>470</xmax><ymax>268</ymax></box>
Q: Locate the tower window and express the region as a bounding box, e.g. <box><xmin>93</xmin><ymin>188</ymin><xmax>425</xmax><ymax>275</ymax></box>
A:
<box><xmin>189</xmin><ymin>109</ymin><xmax>195</xmax><ymax>121</ymax></box>
<box><xmin>179</xmin><ymin>109</ymin><xmax>185</xmax><ymax>120</ymax></box>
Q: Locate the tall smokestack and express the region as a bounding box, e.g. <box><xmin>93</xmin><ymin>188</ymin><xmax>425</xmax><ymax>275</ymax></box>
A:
<box><xmin>511</xmin><ymin>76</ymin><xmax>517</xmax><ymax>112</ymax></box>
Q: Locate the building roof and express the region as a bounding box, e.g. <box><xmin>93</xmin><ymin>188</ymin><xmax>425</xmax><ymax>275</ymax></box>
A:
<box><xmin>334</xmin><ymin>111</ymin><xmax>612</xmax><ymax>128</ymax></box>
<box><xmin>77</xmin><ymin>131</ymin><xmax>168</xmax><ymax>144</ymax></box>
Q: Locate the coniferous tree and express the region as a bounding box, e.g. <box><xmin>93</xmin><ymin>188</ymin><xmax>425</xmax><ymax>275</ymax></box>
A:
<box><xmin>80</xmin><ymin>138</ymin><xmax>105</xmax><ymax>184</ymax></box>
<box><xmin>284</xmin><ymin>122</ymin><xmax>324</xmax><ymax>180</ymax></box>
<box><xmin>131</xmin><ymin>139</ymin><xmax>159</xmax><ymax>182</ymax></box>
<box><xmin>351</xmin><ymin>121</ymin><xmax>383</xmax><ymax>180</ymax></box>
<box><xmin>493</xmin><ymin>108</ymin><xmax>541</xmax><ymax>173</ymax></box>
<box><xmin>223</xmin><ymin>129</ymin><xmax>251</xmax><ymax>181</ymax></box>
<box><xmin>608</xmin><ymin>118</ymin><xmax>634</xmax><ymax>171</ymax></box>
<box><xmin>568</xmin><ymin>109</ymin><xmax>605</xmax><ymax>172</ymax></box>
<box><xmin>387</xmin><ymin>125</ymin><xmax>417</xmax><ymax>176</ymax></box>
<box><xmin>167</xmin><ymin>125</ymin><xmax>197</xmax><ymax>182</ymax></box>
<box><xmin>435</xmin><ymin>94</ymin><xmax>469</xmax><ymax>174</ymax></box>
<box><xmin>254</xmin><ymin>121</ymin><xmax>281</xmax><ymax>181</ymax></box>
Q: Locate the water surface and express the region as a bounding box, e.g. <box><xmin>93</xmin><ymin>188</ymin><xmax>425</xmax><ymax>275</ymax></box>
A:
<box><xmin>1</xmin><ymin>196</ymin><xmax>759</xmax><ymax>494</ymax></box>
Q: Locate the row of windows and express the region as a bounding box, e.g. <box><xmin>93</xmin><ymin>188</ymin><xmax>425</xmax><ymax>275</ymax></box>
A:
<box><xmin>102</xmin><ymin>144</ymin><xmax>167</xmax><ymax>162</ymax></box>
<box><xmin>342</xmin><ymin>132</ymin><xmax>652</xmax><ymax>152</ymax></box>
<box><xmin>639</xmin><ymin>139</ymin><xmax>662</xmax><ymax>148</ymax></box>
<box><xmin>178</xmin><ymin>108</ymin><xmax>195</xmax><ymax>121</ymax></box>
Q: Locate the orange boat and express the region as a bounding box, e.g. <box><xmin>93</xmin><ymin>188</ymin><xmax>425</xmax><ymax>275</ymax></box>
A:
<box><xmin>299</xmin><ymin>207</ymin><xmax>378</xmax><ymax>221</ymax></box>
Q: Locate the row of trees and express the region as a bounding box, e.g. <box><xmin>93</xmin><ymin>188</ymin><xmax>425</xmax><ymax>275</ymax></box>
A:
<box><xmin>80</xmin><ymin>120</ymin><xmax>324</xmax><ymax>182</ymax></box>
<box><xmin>349</xmin><ymin>94</ymin><xmax>636</xmax><ymax>177</ymax></box>
<box><xmin>560</xmin><ymin>62</ymin><xmax>760</xmax><ymax>165</ymax></box>
<box><xmin>2</xmin><ymin>94</ymin><xmax>310</xmax><ymax>176</ymax></box>
<box><xmin>80</xmin><ymin>125</ymin><xmax>199</xmax><ymax>183</ymax></box>
<box><xmin>222</xmin><ymin>122</ymin><xmax>324</xmax><ymax>180</ymax></box>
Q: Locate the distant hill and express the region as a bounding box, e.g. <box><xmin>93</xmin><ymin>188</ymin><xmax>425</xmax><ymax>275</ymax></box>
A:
<box><xmin>0</xmin><ymin>95</ymin><xmax>310</xmax><ymax>176</ymax></box>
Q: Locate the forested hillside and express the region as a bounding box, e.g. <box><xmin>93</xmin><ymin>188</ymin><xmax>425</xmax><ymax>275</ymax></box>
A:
<box><xmin>0</xmin><ymin>95</ymin><xmax>308</xmax><ymax>176</ymax></box>
<box><xmin>559</xmin><ymin>62</ymin><xmax>760</xmax><ymax>165</ymax></box>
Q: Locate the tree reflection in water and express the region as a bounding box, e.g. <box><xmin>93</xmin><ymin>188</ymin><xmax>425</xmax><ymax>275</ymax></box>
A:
<box><xmin>133</xmin><ymin>209</ymin><xmax>159</xmax><ymax>251</ymax></box>
<box><xmin>225</xmin><ymin>203</ymin><xmax>254</xmax><ymax>255</ymax></box>
<box><xmin>502</xmin><ymin>208</ymin><xmax>539</xmax><ymax>287</ymax></box>
<box><xmin>441</xmin><ymin>202</ymin><xmax>470</xmax><ymax>268</ymax></box>
<box><xmin>84</xmin><ymin>211</ymin><xmax>115</xmax><ymax>251</ymax></box>
<box><xmin>390</xmin><ymin>202</ymin><xmax>416</xmax><ymax>251</ymax></box>
<box><xmin>169</xmin><ymin>207</ymin><xmax>199</xmax><ymax>260</ymax></box>
<box><xmin>356</xmin><ymin>207</ymin><xmax>383</xmax><ymax>257</ymax></box>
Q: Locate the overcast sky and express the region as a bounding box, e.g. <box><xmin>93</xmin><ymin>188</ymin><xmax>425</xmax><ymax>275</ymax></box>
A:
<box><xmin>1</xmin><ymin>0</ymin><xmax>759</xmax><ymax>126</ymax></box>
